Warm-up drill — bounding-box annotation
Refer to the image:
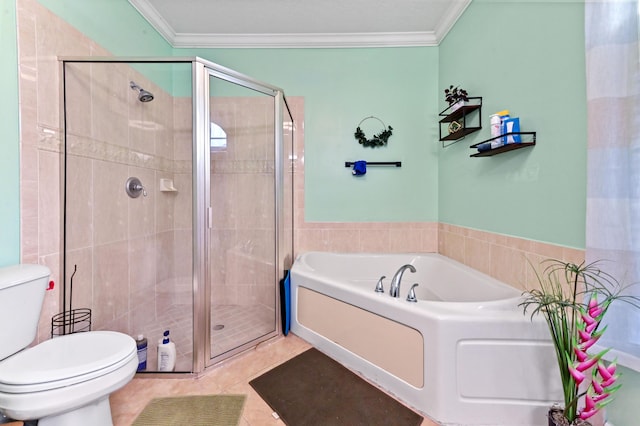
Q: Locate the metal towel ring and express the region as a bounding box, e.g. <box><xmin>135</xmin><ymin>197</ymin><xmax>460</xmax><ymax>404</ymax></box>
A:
<box><xmin>354</xmin><ymin>116</ymin><xmax>393</xmax><ymax>148</ymax></box>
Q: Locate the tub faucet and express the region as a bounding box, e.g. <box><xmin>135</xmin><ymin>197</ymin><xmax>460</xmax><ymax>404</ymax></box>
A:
<box><xmin>389</xmin><ymin>264</ymin><xmax>416</xmax><ymax>298</ymax></box>
<box><xmin>406</xmin><ymin>283</ymin><xmax>419</xmax><ymax>303</ymax></box>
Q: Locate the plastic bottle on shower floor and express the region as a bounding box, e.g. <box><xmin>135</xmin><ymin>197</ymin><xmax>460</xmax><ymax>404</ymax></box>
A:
<box><xmin>136</xmin><ymin>334</ymin><xmax>148</xmax><ymax>371</ymax></box>
<box><xmin>157</xmin><ymin>330</ymin><xmax>176</xmax><ymax>372</ymax></box>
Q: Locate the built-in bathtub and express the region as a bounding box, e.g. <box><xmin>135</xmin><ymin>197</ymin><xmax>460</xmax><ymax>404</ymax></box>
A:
<box><xmin>290</xmin><ymin>252</ymin><xmax>563</xmax><ymax>426</ymax></box>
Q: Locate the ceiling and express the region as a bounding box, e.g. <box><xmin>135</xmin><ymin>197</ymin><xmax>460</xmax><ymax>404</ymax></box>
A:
<box><xmin>128</xmin><ymin>0</ymin><xmax>472</xmax><ymax>48</ymax></box>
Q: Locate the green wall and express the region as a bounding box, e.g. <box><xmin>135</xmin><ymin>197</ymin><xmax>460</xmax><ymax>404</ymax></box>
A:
<box><xmin>4</xmin><ymin>0</ymin><xmax>640</xmax><ymax>423</ymax></box>
<box><xmin>0</xmin><ymin>1</ymin><xmax>20</xmax><ymax>267</ymax></box>
<box><xmin>438</xmin><ymin>0</ymin><xmax>587</xmax><ymax>249</ymax></box>
<box><xmin>182</xmin><ymin>47</ymin><xmax>439</xmax><ymax>222</ymax></box>
<box><xmin>37</xmin><ymin>0</ymin><xmax>172</xmax><ymax>57</ymax></box>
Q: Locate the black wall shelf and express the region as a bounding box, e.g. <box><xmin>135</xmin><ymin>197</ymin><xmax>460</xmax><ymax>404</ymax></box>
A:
<box><xmin>469</xmin><ymin>132</ymin><xmax>536</xmax><ymax>157</ymax></box>
<box><xmin>439</xmin><ymin>97</ymin><xmax>482</xmax><ymax>145</ymax></box>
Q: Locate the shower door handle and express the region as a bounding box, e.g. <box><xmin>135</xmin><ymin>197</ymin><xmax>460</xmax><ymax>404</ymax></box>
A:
<box><xmin>207</xmin><ymin>207</ymin><xmax>213</xmax><ymax>229</ymax></box>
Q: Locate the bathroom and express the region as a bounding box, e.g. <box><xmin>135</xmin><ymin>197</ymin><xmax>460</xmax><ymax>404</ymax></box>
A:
<box><xmin>1</xmin><ymin>0</ymin><xmax>639</xmax><ymax>425</ymax></box>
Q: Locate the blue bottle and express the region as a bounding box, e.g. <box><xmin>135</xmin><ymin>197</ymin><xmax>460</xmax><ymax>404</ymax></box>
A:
<box><xmin>136</xmin><ymin>334</ymin><xmax>147</xmax><ymax>371</ymax></box>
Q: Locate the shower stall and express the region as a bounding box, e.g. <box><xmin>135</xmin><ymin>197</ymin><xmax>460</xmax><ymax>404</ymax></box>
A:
<box><xmin>60</xmin><ymin>57</ymin><xmax>294</xmax><ymax>373</ymax></box>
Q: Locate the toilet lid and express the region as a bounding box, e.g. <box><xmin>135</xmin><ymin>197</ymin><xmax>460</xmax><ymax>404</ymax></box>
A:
<box><xmin>0</xmin><ymin>331</ymin><xmax>136</xmax><ymax>392</ymax></box>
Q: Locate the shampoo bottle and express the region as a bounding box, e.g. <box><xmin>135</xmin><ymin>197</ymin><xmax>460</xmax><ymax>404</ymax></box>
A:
<box><xmin>157</xmin><ymin>330</ymin><xmax>176</xmax><ymax>372</ymax></box>
<box><xmin>135</xmin><ymin>334</ymin><xmax>147</xmax><ymax>371</ymax></box>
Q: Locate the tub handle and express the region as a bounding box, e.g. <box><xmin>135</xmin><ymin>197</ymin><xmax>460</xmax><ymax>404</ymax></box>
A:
<box><xmin>375</xmin><ymin>276</ymin><xmax>386</xmax><ymax>293</ymax></box>
<box><xmin>406</xmin><ymin>283</ymin><xmax>419</xmax><ymax>303</ymax></box>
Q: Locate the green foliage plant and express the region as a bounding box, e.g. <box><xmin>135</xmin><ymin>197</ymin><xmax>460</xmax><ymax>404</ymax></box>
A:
<box><xmin>520</xmin><ymin>259</ymin><xmax>640</xmax><ymax>424</ymax></box>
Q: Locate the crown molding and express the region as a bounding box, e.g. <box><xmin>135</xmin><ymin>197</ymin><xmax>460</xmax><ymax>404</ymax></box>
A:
<box><xmin>434</xmin><ymin>0</ymin><xmax>473</xmax><ymax>43</ymax></box>
<box><xmin>171</xmin><ymin>32</ymin><xmax>439</xmax><ymax>48</ymax></box>
<box><xmin>128</xmin><ymin>0</ymin><xmax>470</xmax><ymax>48</ymax></box>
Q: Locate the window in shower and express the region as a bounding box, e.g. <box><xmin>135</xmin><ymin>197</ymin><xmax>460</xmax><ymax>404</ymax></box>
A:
<box><xmin>210</xmin><ymin>122</ymin><xmax>227</xmax><ymax>151</ymax></box>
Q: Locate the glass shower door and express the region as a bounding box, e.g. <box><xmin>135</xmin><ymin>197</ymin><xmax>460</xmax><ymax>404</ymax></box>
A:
<box><xmin>207</xmin><ymin>73</ymin><xmax>278</xmax><ymax>362</ymax></box>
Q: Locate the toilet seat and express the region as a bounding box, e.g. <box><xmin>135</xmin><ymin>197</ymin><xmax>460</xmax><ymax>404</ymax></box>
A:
<box><xmin>0</xmin><ymin>331</ymin><xmax>136</xmax><ymax>393</ymax></box>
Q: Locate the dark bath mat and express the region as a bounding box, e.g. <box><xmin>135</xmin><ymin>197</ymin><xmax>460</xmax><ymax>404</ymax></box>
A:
<box><xmin>249</xmin><ymin>348</ymin><xmax>423</xmax><ymax>426</ymax></box>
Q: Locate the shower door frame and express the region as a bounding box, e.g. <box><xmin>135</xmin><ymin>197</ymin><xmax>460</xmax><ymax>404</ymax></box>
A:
<box><xmin>194</xmin><ymin>58</ymin><xmax>286</xmax><ymax>370</ymax></box>
<box><xmin>60</xmin><ymin>56</ymin><xmax>289</xmax><ymax>375</ymax></box>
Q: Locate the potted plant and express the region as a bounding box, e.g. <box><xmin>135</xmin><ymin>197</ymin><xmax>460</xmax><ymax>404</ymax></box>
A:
<box><xmin>520</xmin><ymin>259</ymin><xmax>640</xmax><ymax>425</ymax></box>
<box><xmin>444</xmin><ymin>85</ymin><xmax>469</xmax><ymax>111</ymax></box>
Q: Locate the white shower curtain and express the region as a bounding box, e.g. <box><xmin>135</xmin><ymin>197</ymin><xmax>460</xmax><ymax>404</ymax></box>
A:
<box><xmin>585</xmin><ymin>0</ymin><xmax>640</xmax><ymax>370</ymax></box>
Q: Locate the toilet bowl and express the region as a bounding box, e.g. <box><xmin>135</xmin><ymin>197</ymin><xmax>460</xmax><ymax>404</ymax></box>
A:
<box><xmin>0</xmin><ymin>264</ymin><xmax>139</xmax><ymax>425</ymax></box>
<box><xmin>0</xmin><ymin>331</ymin><xmax>137</xmax><ymax>426</ymax></box>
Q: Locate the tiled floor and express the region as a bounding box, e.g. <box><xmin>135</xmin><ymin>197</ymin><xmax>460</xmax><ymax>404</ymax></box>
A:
<box><xmin>137</xmin><ymin>304</ymin><xmax>274</xmax><ymax>372</ymax></box>
<box><xmin>110</xmin><ymin>334</ymin><xmax>439</xmax><ymax>425</ymax></box>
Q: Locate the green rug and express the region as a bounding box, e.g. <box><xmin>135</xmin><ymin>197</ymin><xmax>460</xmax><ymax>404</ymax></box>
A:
<box><xmin>132</xmin><ymin>394</ymin><xmax>246</xmax><ymax>426</ymax></box>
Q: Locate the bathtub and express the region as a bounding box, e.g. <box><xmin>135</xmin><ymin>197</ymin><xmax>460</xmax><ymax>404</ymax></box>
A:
<box><xmin>290</xmin><ymin>252</ymin><xmax>562</xmax><ymax>426</ymax></box>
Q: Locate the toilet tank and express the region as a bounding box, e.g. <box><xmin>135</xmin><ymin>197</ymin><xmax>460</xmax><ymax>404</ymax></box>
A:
<box><xmin>0</xmin><ymin>264</ymin><xmax>51</xmax><ymax>360</ymax></box>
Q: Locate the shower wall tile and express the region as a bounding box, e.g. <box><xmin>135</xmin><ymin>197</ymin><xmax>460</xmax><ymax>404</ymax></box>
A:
<box><xmin>172</xmin><ymin>173</ymin><xmax>192</xmax><ymax>230</ymax></box>
<box><xmin>154</xmin><ymin>91</ymin><xmax>175</xmax><ymax>161</ymax></box>
<box><xmin>93</xmin><ymin>160</ymin><xmax>128</xmax><ymax>245</ymax></box>
<box><xmin>235</xmin><ymin>173</ymin><xmax>274</xmax><ymax>230</ymax></box>
<box><xmin>37</xmin><ymin>150</ymin><xmax>62</xmax><ymax>257</ymax></box>
<box><xmin>211</xmin><ymin>172</ymin><xmax>236</xmax><ymax>229</ymax></box>
<box><xmin>129</xmin><ymin>236</ymin><xmax>158</xmax><ymax>330</ymax></box>
<box><xmin>155</xmin><ymin>177</ymin><xmax>176</xmax><ymax>233</ymax></box>
<box><xmin>64</xmin><ymin>247</ymin><xmax>94</xmax><ymax>313</ymax></box>
<box><xmin>128</xmin><ymin>84</ymin><xmax>157</xmax><ymax>156</ymax></box>
<box><xmin>156</xmin><ymin>230</ymin><xmax>176</xmax><ymax>286</ymax></box>
<box><xmin>19</xmin><ymin>106</ymin><xmax>38</xmax><ymax>147</ymax></box>
<box><xmin>173</xmin><ymin>229</ymin><xmax>192</xmax><ymax>281</ymax></box>
<box><xmin>65</xmin><ymin>64</ymin><xmax>93</xmax><ymax>139</ymax></box>
<box><xmin>173</xmin><ymin>97</ymin><xmax>192</xmax><ymax>162</ymax></box>
<box><xmin>38</xmin><ymin>253</ymin><xmax>61</xmax><ymax>342</ymax></box>
<box><xmin>21</xmin><ymin>216</ymin><xmax>39</xmax><ymax>260</ymax></box>
<box><xmin>128</xmin><ymin>166</ymin><xmax>156</xmax><ymax>239</ymax></box>
<box><xmin>16</xmin><ymin>2</ymin><xmax>36</xmax><ymax>66</ymax></box>
<box><xmin>91</xmin><ymin>64</ymin><xmax>129</xmax><ymax>147</ymax></box>
<box><xmin>93</xmin><ymin>241</ymin><xmax>130</xmax><ymax>331</ymax></box>
<box><xmin>65</xmin><ymin>155</ymin><xmax>94</xmax><ymax>251</ymax></box>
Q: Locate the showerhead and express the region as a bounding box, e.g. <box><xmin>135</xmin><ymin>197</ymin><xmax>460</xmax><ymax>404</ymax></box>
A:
<box><xmin>130</xmin><ymin>81</ymin><xmax>154</xmax><ymax>103</ymax></box>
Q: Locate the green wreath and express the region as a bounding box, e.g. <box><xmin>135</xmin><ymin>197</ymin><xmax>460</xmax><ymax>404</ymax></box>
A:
<box><xmin>354</xmin><ymin>116</ymin><xmax>393</xmax><ymax>148</ymax></box>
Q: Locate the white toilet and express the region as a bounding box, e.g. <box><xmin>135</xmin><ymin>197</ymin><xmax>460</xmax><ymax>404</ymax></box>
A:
<box><xmin>0</xmin><ymin>264</ymin><xmax>138</xmax><ymax>426</ymax></box>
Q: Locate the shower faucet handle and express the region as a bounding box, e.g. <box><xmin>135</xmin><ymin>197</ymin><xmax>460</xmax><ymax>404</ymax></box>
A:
<box><xmin>125</xmin><ymin>177</ymin><xmax>147</xmax><ymax>198</ymax></box>
<box><xmin>375</xmin><ymin>276</ymin><xmax>385</xmax><ymax>293</ymax></box>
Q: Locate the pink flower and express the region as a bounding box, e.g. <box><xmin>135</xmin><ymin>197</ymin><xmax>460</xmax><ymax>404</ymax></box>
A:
<box><xmin>580</xmin><ymin>334</ymin><xmax>601</xmax><ymax>351</ymax></box>
<box><xmin>597</xmin><ymin>361</ymin><xmax>613</xmax><ymax>380</ymax></box>
<box><xmin>588</xmin><ymin>296</ymin><xmax>604</xmax><ymax>318</ymax></box>
<box><xmin>601</xmin><ymin>375</ymin><xmax>618</xmax><ymax>388</ymax></box>
<box><xmin>581</xmin><ymin>312</ymin><xmax>596</xmax><ymax>326</ymax></box>
<box><xmin>578</xmin><ymin>329</ymin><xmax>592</xmax><ymax>342</ymax></box>
<box><xmin>592</xmin><ymin>378</ymin><xmax>604</xmax><ymax>394</ymax></box>
<box><xmin>589</xmin><ymin>307</ymin><xmax>603</xmax><ymax>318</ymax></box>
<box><xmin>569</xmin><ymin>362</ymin><xmax>586</xmax><ymax>384</ymax></box>
<box><xmin>574</xmin><ymin>346</ymin><xmax>589</xmax><ymax>362</ymax></box>
<box><xmin>592</xmin><ymin>393</ymin><xmax>610</xmax><ymax>403</ymax></box>
<box><xmin>580</xmin><ymin>409</ymin><xmax>599</xmax><ymax>421</ymax></box>
<box><xmin>584</xmin><ymin>394</ymin><xmax>595</xmax><ymax>411</ymax></box>
<box><xmin>576</xmin><ymin>356</ymin><xmax>599</xmax><ymax>372</ymax></box>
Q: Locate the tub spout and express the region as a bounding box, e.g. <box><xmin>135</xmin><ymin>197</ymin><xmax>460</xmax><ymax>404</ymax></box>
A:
<box><xmin>406</xmin><ymin>283</ymin><xmax>419</xmax><ymax>302</ymax></box>
<box><xmin>389</xmin><ymin>264</ymin><xmax>416</xmax><ymax>298</ymax></box>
